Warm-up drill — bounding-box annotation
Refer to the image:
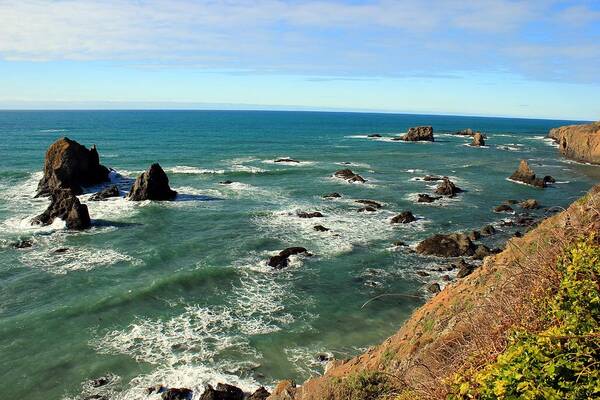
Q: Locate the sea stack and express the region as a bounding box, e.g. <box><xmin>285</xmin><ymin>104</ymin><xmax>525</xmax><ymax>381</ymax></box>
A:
<box><xmin>509</xmin><ymin>160</ymin><xmax>545</xmax><ymax>188</ymax></box>
<box><xmin>401</xmin><ymin>126</ymin><xmax>434</xmax><ymax>142</ymax></box>
<box><xmin>128</xmin><ymin>163</ymin><xmax>177</xmax><ymax>201</ymax></box>
<box><xmin>36</xmin><ymin>137</ymin><xmax>110</xmax><ymax>197</ymax></box>
<box><xmin>32</xmin><ymin>188</ymin><xmax>91</xmax><ymax>230</ymax></box>
<box><xmin>470</xmin><ymin>132</ymin><xmax>485</xmax><ymax>147</ymax></box>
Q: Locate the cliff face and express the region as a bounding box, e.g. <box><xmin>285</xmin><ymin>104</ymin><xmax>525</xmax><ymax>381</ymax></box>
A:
<box><xmin>268</xmin><ymin>185</ymin><xmax>600</xmax><ymax>400</ymax></box>
<box><xmin>548</xmin><ymin>121</ymin><xmax>600</xmax><ymax>164</ymax></box>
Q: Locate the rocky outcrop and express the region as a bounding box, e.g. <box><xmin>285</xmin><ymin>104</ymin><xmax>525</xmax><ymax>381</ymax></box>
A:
<box><xmin>297</xmin><ymin>211</ymin><xmax>323</xmax><ymax>218</ymax></box>
<box><xmin>200</xmin><ymin>384</ymin><xmax>243</xmax><ymax>400</ymax></box>
<box><xmin>367</xmin><ymin>134</ymin><xmax>382</xmax><ymax>138</ymax></box>
<box><xmin>313</xmin><ymin>225</ymin><xmax>329</xmax><ymax>232</ymax></box>
<box><xmin>435</xmin><ymin>178</ymin><xmax>462</xmax><ymax>197</ymax></box>
<box><xmin>89</xmin><ymin>185</ymin><xmax>120</xmax><ymax>201</ymax></box>
<box><xmin>494</xmin><ymin>204</ymin><xmax>514</xmax><ymax>213</ymax></box>
<box><xmin>32</xmin><ymin>189</ymin><xmax>91</xmax><ymax>230</ymax></box>
<box><xmin>334</xmin><ymin>169</ymin><xmax>366</xmax><ymax>183</ymax></box>
<box><xmin>417</xmin><ymin>194</ymin><xmax>442</xmax><ymax>203</ymax></box>
<box><xmin>275</xmin><ymin>158</ymin><xmax>300</xmax><ymax>163</ymax></box>
<box><xmin>391</xmin><ymin>211</ymin><xmax>416</xmax><ymax>224</ymax></box>
<box><xmin>128</xmin><ymin>163</ymin><xmax>177</xmax><ymax>201</ymax></box>
<box><xmin>268</xmin><ymin>247</ymin><xmax>310</xmax><ymax>269</ymax></box>
<box><xmin>162</xmin><ymin>387</ymin><xmax>193</xmax><ymax>400</ymax></box>
<box><xmin>36</xmin><ymin>137</ymin><xmax>110</xmax><ymax>197</ymax></box>
<box><xmin>399</xmin><ymin>126</ymin><xmax>434</xmax><ymax>142</ymax></box>
<box><xmin>454</xmin><ymin>128</ymin><xmax>486</xmax><ymax>138</ymax></box>
<box><xmin>520</xmin><ymin>199</ymin><xmax>539</xmax><ymax>209</ymax></box>
<box><xmin>508</xmin><ymin>160</ymin><xmax>546</xmax><ymax>188</ymax></box>
<box><xmin>416</xmin><ymin>233</ymin><xmax>475</xmax><ymax>257</ymax></box>
<box><xmin>355</xmin><ymin>200</ymin><xmax>382</xmax><ymax>209</ymax></box>
<box><xmin>323</xmin><ymin>192</ymin><xmax>341</xmax><ymax>199</ymax></box>
<box><xmin>470</xmin><ymin>132</ymin><xmax>485</xmax><ymax>147</ymax></box>
<box><xmin>548</xmin><ymin>121</ymin><xmax>600</xmax><ymax>164</ymax></box>
<box><xmin>248</xmin><ymin>387</ymin><xmax>270</xmax><ymax>400</ymax></box>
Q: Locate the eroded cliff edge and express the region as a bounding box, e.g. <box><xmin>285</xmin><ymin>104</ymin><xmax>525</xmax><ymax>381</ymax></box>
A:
<box><xmin>268</xmin><ymin>185</ymin><xmax>600</xmax><ymax>400</ymax></box>
<box><xmin>548</xmin><ymin>121</ymin><xmax>600</xmax><ymax>164</ymax></box>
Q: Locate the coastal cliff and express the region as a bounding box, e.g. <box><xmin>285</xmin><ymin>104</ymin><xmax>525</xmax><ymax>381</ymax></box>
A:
<box><xmin>548</xmin><ymin>121</ymin><xmax>600</xmax><ymax>164</ymax></box>
<box><xmin>269</xmin><ymin>185</ymin><xmax>600</xmax><ymax>400</ymax></box>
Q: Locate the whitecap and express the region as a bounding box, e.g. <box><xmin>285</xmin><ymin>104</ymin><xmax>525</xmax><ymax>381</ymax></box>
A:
<box><xmin>167</xmin><ymin>166</ymin><xmax>226</xmax><ymax>175</ymax></box>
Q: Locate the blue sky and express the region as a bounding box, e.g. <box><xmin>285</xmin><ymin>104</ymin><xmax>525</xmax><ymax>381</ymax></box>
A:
<box><xmin>1</xmin><ymin>0</ymin><xmax>599</xmax><ymax>120</ymax></box>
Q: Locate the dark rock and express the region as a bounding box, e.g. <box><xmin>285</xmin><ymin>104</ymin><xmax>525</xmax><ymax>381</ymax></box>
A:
<box><xmin>393</xmin><ymin>241</ymin><xmax>407</xmax><ymax>247</ymax></box>
<box><xmin>334</xmin><ymin>169</ymin><xmax>366</xmax><ymax>183</ymax></box>
<box><xmin>520</xmin><ymin>199</ymin><xmax>539</xmax><ymax>209</ymax></box>
<box><xmin>473</xmin><ymin>244</ymin><xmax>493</xmax><ymax>260</ymax></box>
<box><xmin>163</xmin><ymin>387</ymin><xmax>193</xmax><ymax>400</ymax></box>
<box><xmin>416</xmin><ymin>270</ymin><xmax>430</xmax><ymax>277</ymax></box>
<box><xmin>32</xmin><ymin>189</ymin><xmax>91</xmax><ymax>230</ymax></box>
<box><xmin>36</xmin><ymin>137</ymin><xmax>110</xmax><ymax>197</ymax></box>
<box><xmin>53</xmin><ymin>247</ymin><xmax>69</xmax><ymax>253</ymax></box>
<box><xmin>417</xmin><ymin>193</ymin><xmax>442</xmax><ymax>203</ymax></box>
<box><xmin>481</xmin><ymin>225</ymin><xmax>496</xmax><ymax>235</ymax></box>
<box><xmin>313</xmin><ymin>225</ymin><xmax>329</xmax><ymax>232</ymax></box>
<box><xmin>297</xmin><ymin>211</ymin><xmax>323</xmax><ymax>218</ymax></box>
<box><xmin>514</xmin><ymin>231</ymin><xmax>523</xmax><ymax>237</ymax></box>
<box><xmin>500</xmin><ymin>220</ymin><xmax>515</xmax><ymax>227</ymax></box>
<box><xmin>435</xmin><ymin>178</ymin><xmax>462</xmax><ymax>197</ymax></box>
<box><xmin>316</xmin><ymin>353</ymin><xmax>333</xmax><ymax>362</ymax></box>
<box><xmin>274</xmin><ymin>158</ymin><xmax>300</xmax><ymax>163</ymax></box>
<box><xmin>516</xmin><ymin>215</ymin><xmax>536</xmax><ymax>226</ymax></box>
<box><xmin>509</xmin><ymin>160</ymin><xmax>546</xmax><ymax>188</ymax></box>
<box><xmin>441</xmin><ymin>275</ymin><xmax>451</xmax><ymax>281</ymax></box>
<box><xmin>416</xmin><ymin>233</ymin><xmax>475</xmax><ymax>257</ymax></box>
<box><xmin>543</xmin><ymin>175</ymin><xmax>556</xmax><ymax>184</ymax></box>
<box><xmin>89</xmin><ymin>185</ymin><xmax>120</xmax><ymax>201</ymax></box>
<box><xmin>427</xmin><ymin>283</ymin><xmax>441</xmax><ymax>294</ymax></box>
<box><xmin>200</xmin><ymin>384</ymin><xmax>243</xmax><ymax>400</ymax></box>
<box><xmin>323</xmin><ymin>192</ymin><xmax>341</xmax><ymax>199</ymax></box>
<box><xmin>268</xmin><ymin>247</ymin><xmax>310</xmax><ymax>269</ymax></box>
<box><xmin>505</xmin><ymin>199</ymin><xmax>519</xmax><ymax>205</ymax></box>
<box><xmin>355</xmin><ymin>199</ymin><xmax>383</xmax><ymax>209</ymax></box>
<box><xmin>470</xmin><ymin>132</ymin><xmax>485</xmax><ymax>147</ymax></box>
<box><xmin>455</xmin><ymin>259</ymin><xmax>476</xmax><ymax>278</ymax></box>
<box><xmin>367</xmin><ymin>134</ymin><xmax>382</xmax><ymax>138</ymax></box>
<box><xmin>466</xmin><ymin>230</ymin><xmax>481</xmax><ymax>241</ymax></box>
<box><xmin>248</xmin><ymin>387</ymin><xmax>270</xmax><ymax>400</ymax></box>
<box><xmin>401</xmin><ymin>126</ymin><xmax>434</xmax><ymax>142</ymax></box>
<box><xmin>90</xmin><ymin>377</ymin><xmax>110</xmax><ymax>388</ymax></box>
<box><xmin>494</xmin><ymin>204</ymin><xmax>514</xmax><ymax>213</ymax></box>
<box><xmin>454</xmin><ymin>128</ymin><xmax>486</xmax><ymax>137</ymax></box>
<box><xmin>357</xmin><ymin>206</ymin><xmax>377</xmax><ymax>213</ymax></box>
<box><xmin>11</xmin><ymin>239</ymin><xmax>33</xmax><ymax>249</ymax></box>
<box><xmin>128</xmin><ymin>163</ymin><xmax>177</xmax><ymax>201</ymax></box>
<box><xmin>219</xmin><ymin>180</ymin><xmax>234</xmax><ymax>185</ymax></box>
<box><xmin>391</xmin><ymin>211</ymin><xmax>416</xmax><ymax>224</ymax></box>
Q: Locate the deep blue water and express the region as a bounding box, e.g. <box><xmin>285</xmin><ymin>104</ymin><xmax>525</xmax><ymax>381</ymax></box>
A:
<box><xmin>0</xmin><ymin>110</ymin><xmax>598</xmax><ymax>400</ymax></box>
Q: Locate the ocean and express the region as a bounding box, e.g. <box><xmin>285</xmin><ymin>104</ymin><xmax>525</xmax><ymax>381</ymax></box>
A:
<box><xmin>0</xmin><ymin>110</ymin><xmax>598</xmax><ymax>399</ymax></box>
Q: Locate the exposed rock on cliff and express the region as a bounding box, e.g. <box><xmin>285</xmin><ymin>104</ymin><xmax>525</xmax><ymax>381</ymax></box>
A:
<box><xmin>128</xmin><ymin>163</ymin><xmax>177</xmax><ymax>201</ymax></box>
<box><xmin>548</xmin><ymin>121</ymin><xmax>600</xmax><ymax>164</ymax></box>
<box><xmin>32</xmin><ymin>188</ymin><xmax>91</xmax><ymax>230</ymax></box>
<box><xmin>36</xmin><ymin>137</ymin><xmax>110</xmax><ymax>197</ymax></box>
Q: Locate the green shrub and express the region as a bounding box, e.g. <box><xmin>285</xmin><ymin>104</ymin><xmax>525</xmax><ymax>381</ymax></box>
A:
<box><xmin>330</xmin><ymin>370</ymin><xmax>395</xmax><ymax>400</ymax></box>
<box><xmin>450</xmin><ymin>238</ymin><xmax>600</xmax><ymax>399</ymax></box>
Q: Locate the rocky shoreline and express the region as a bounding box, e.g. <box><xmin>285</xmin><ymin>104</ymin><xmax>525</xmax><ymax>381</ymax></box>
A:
<box><xmin>548</xmin><ymin>121</ymin><xmax>600</xmax><ymax>164</ymax></box>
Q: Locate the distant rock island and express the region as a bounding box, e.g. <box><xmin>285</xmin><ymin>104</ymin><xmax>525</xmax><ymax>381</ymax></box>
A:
<box><xmin>548</xmin><ymin>121</ymin><xmax>600</xmax><ymax>164</ymax></box>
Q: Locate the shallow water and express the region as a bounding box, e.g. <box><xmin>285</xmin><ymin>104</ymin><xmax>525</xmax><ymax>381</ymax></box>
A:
<box><xmin>0</xmin><ymin>111</ymin><xmax>598</xmax><ymax>399</ymax></box>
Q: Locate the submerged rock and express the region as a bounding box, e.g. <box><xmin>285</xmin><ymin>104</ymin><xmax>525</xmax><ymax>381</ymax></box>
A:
<box><xmin>268</xmin><ymin>247</ymin><xmax>310</xmax><ymax>269</ymax></box>
<box><xmin>400</xmin><ymin>126</ymin><xmax>434</xmax><ymax>142</ymax></box>
<box><xmin>357</xmin><ymin>206</ymin><xmax>377</xmax><ymax>213</ymax></box>
<box><xmin>509</xmin><ymin>160</ymin><xmax>546</xmax><ymax>188</ymax></box>
<box><xmin>128</xmin><ymin>163</ymin><xmax>177</xmax><ymax>201</ymax></box>
<box><xmin>367</xmin><ymin>134</ymin><xmax>381</xmax><ymax>138</ymax></box>
<box><xmin>11</xmin><ymin>239</ymin><xmax>33</xmax><ymax>249</ymax></box>
<box><xmin>219</xmin><ymin>180</ymin><xmax>234</xmax><ymax>185</ymax></box>
<box><xmin>89</xmin><ymin>185</ymin><xmax>120</xmax><ymax>201</ymax></box>
<box><xmin>470</xmin><ymin>132</ymin><xmax>485</xmax><ymax>147</ymax></box>
<box><xmin>435</xmin><ymin>178</ymin><xmax>462</xmax><ymax>197</ymax></box>
<box><xmin>494</xmin><ymin>204</ymin><xmax>514</xmax><ymax>213</ymax></box>
<box><xmin>422</xmin><ymin>175</ymin><xmax>443</xmax><ymax>181</ymax></box>
<box><xmin>32</xmin><ymin>188</ymin><xmax>91</xmax><ymax>230</ymax></box>
<box><xmin>36</xmin><ymin>137</ymin><xmax>110</xmax><ymax>197</ymax></box>
<box><xmin>323</xmin><ymin>192</ymin><xmax>341</xmax><ymax>199</ymax></box>
<box><xmin>481</xmin><ymin>225</ymin><xmax>496</xmax><ymax>235</ymax></box>
<box><xmin>417</xmin><ymin>193</ymin><xmax>442</xmax><ymax>203</ymax></box>
<box><xmin>355</xmin><ymin>199</ymin><xmax>383</xmax><ymax>209</ymax></box>
<box><xmin>297</xmin><ymin>211</ymin><xmax>323</xmax><ymax>218</ymax></box>
<box><xmin>274</xmin><ymin>158</ymin><xmax>300</xmax><ymax>163</ymax></box>
<box><xmin>313</xmin><ymin>225</ymin><xmax>329</xmax><ymax>232</ymax></box>
<box><xmin>391</xmin><ymin>211</ymin><xmax>416</xmax><ymax>224</ymax></box>
<box><xmin>416</xmin><ymin>233</ymin><xmax>475</xmax><ymax>257</ymax></box>
<box><xmin>334</xmin><ymin>169</ymin><xmax>366</xmax><ymax>183</ymax></box>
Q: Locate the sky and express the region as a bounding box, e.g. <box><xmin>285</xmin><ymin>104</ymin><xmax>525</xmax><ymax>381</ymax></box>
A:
<box><xmin>0</xmin><ymin>0</ymin><xmax>599</xmax><ymax>120</ymax></box>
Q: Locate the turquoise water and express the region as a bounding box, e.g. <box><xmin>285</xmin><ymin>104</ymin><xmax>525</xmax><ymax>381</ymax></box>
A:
<box><xmin>0</xmin><ymin>111</ymin><xmax>598</xmax><ymax>399</ymax></box>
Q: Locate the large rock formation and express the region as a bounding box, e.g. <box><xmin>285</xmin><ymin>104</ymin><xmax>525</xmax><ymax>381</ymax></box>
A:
<box><xmin>200</xmin><ymin>383</ymin><xmax>243</xmax><ymax>400</ymax></box>
<box><xmin>128</xmin><ymin>163</ymin><xmax>177</xmax><ymax>201</ymax></box>
<box><xmin>435</xmin><ymin>177</ymin><xmax>462</xmax><ymax>197</ymax></box>
<box><xmin>36</xmin><ymin>137</ymin><xmax>110</xmax><ymax>197</ymax></box>
<box><xmin>416</xmin><ymin>233</ymin><xmax>475</xmax><ymax>257</ymax></box>
<box><xmin>548</xmin><ymin>121</ymin><xmax>600</xmax><ymax>164</ymax></box>
<box><xmin>399</xmin><ymin>126</ymin><xmax>434</xmax><ymax>142</ymax></box>
<box><xmin>508</xmin><ymin>160</ymin><xmax>545</xmax><ymax>188</ymax></box>
<box><xmin>32</xmin><ymin>189</ymin><xmax>91</xmax><ymax>230</ymax></box>
<box><xmin>470</xmin><ymin>132</ymin><xmax>485</xmax><ymax>146</ymax></box>
<box><xmin>268</xmin><ymin>247</ymin><xmax>310</xmax><ymax>269</ymax></box>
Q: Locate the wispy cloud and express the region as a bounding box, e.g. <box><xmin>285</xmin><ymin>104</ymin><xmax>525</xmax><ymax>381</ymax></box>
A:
<box><xmin>0</xmin><ymin>0</ymin><xmax>599</xmax><ymax>83</ymax></box>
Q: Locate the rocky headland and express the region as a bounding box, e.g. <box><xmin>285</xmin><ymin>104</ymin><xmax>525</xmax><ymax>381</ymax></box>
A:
<box><xmin>548</xmin><ymin>121</ymin><xmax>600</xmax><ymax>164</ymax></box>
